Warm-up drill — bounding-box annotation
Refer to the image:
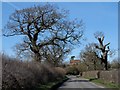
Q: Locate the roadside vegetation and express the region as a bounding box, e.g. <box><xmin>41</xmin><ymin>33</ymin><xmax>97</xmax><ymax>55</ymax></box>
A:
<box><xmin>64</xmin><ymin>31</ymin><xmax>119</xmax><ymax>89</ymax></box>
<box><xmin>65</xmin><ymin>31</ymin><xmax>119</xmax><ymax>75</ymax></box>
<box><xmin>2</xmin><ymin>3</ymin><xmax>119</xmax><ymax>89</ymax></box>
<box><xmin>85</xmin><ymin>77</ymin><xmax>120</xmax><ymax>88</ymax></box>
<box><xmin>2</xmin><ymin>54</ymin><xmax>66</xmax><ymax>89</ymax></box>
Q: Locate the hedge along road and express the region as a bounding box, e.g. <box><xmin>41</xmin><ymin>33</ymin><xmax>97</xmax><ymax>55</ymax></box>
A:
<box><xmin>57</xmin><ymin>75</ymin><xmax>104</xmax><ymax>89</ymax></box>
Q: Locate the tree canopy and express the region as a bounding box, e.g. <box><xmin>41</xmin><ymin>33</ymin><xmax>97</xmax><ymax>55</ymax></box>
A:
<box><xmin>3</xmin><ymin>4</ymin><xmax>84</xmax><ymax>63</ymax></box>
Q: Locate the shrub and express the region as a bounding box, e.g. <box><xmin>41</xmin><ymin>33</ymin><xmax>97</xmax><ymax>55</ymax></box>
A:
<box><xmin>54</xmin><ymin>67</ymin><xmax>66</xmax><ymax>78</ymax></box>
<box><xmin>65</xmin><ymin>65</ymin><xmax>79</xmax><ymax>75</ymax></box>
<box><xmin>2</xmin><ymin>54</ymin><xmax>66</xmax><ymax>89</ymax></box>
<box><xmin>2</xmin><ymin>55</ymin><xmax>37</xmax><ymax>89</ymax></box>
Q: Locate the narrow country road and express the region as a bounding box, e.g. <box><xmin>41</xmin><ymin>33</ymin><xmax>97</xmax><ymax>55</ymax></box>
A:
<box><xmin>57</xmin><ymin>75</ymin><xmax>104</xmax><ymax>89</ymax></box>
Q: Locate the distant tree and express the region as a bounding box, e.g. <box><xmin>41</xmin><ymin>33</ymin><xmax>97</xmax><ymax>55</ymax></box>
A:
<box><xmin>94</xmin><ymin>31</ymin><xmax>110</xmax><ymax>70</ymax></box>
<box><xmin>3</xmin><ymin>4</ymin><xmax>84</xmax><ymax>62</ymax></box>
<box><xmin>110</xmin><ymin>58</ymin><xmax>120</xmax><ymax>69</ymax></box>
<box><xmin>66</xmin><ymin>65</ymin><xmax>79</xmax><ymax>75</ymax></box>
<box><xmin>80</xmin><ymin>43</ymin><xmax>103</xmax><ymax>71</ymax></box>
<box><xmin>71</xmin><ymin>56</ymin><xmax>75</xmax><ymax>60</ymax></box>
<box><xmin>77</xmin><ymin>62</ymin><xmax>88</xmax><ymax>72</ymax></box>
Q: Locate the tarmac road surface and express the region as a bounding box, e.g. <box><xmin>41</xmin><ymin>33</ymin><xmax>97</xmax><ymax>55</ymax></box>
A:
<box><xmin>57</xmin><ymin>75</ymin><xmax>104</xmax><ymax>90</ymax></box>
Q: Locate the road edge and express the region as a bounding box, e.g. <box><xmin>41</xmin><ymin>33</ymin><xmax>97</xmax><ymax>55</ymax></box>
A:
<box><xmin>50</xmin><ymin>77</ymin><xmax>69</xmax><ymax>90</ymax></box>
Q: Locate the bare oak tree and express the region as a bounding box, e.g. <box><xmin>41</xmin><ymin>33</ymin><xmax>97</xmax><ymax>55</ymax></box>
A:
<box><xmin>3</xmin><ymin>4</ymin><xmax>84</xmax><ymax>62</ymax></box>
<box><xmin>94</xmin><ymin>31</ymin><xmax>110</xmax><ymax>70</ymax></box>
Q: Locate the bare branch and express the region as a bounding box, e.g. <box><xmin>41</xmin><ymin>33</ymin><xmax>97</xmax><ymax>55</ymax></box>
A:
<box><xmin>105</xmin><ymin>42</ymin><xmax>110</xmax><ymax>47</ymax></box>
<box><xmin>4</xmin><ymin>4</ymin><xmax>84</xmax><ymax>62</ymax></box>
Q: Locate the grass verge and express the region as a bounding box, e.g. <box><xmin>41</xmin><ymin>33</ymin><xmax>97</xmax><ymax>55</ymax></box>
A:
<box><xmin>91</xmin><ymin>79</ymin><xmax>119</xmax><ymax>88</ymax></box>
<box><xmin>85</xmin><ymin>77</ymin><xmax>120</xmax><ymax>89</ymax></box>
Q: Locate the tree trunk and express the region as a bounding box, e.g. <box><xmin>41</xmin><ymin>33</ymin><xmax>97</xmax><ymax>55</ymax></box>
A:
<box><xmin>94</xmin><ymin>60</ymin><xmax>96</xmax><ymax>70</ymax></box>
<box><xmin>34</xmin><ymin>53</ymin><xmax>41</xmax><ymax>62</ymax></box>
<box><xmin>103</xmin><ymin>52</ymin><xmax>108</xmax><ymax>70</ymax></box>
<box><xmin>104</xmin><ymin>61</ymin><xmax>108</xmax><ymax>70</ymax></box>
<box><xmin>30</xmin><ymin>43</ymin><xmax>41</xmax><ymax>62</ymax></box>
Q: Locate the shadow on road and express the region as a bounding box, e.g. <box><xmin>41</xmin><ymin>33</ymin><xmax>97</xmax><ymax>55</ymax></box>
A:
<box><xmin>67</xmin><ymin>79</ymin><xmax>89</xmax><ymax>82</ymax></box>
<box><xmin>57</xmin><ymin>88</ymin><xmax>118</xmax><ymax>90</ymax></box>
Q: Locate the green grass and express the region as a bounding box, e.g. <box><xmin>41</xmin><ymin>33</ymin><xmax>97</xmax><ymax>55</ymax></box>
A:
<box><xmin>85</xmin><ymin>77</ymin><xmax>120</xmax><ymax>89</ymax></box>
<box><xmin>92</xmin><ymin>79</ymin><xmax>119</xmax><ymax>88</ymax></box>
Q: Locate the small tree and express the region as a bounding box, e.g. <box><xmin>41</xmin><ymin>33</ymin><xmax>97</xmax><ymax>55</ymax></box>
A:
<box><xmin>111</xmin><ymin>58</ymin><xmax>120</xmax><ymax>69</ymax></box>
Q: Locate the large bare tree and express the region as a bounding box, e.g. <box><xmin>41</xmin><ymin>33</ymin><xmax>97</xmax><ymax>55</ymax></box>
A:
<box><xmin>94</xmin><ymin>31</ymin><xmax>110</xmax><ymax>70</ymax></box>
<box><xmin>3</xmin><ymin>4</ymin><xmax>84</xmax><ymax>62</ymax></box>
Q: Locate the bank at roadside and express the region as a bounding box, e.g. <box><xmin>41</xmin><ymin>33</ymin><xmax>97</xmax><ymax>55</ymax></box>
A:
<box><xmin>80</xmin><ymin>69</ymin><xmax>120</xmax><ymax>89</ymax></box>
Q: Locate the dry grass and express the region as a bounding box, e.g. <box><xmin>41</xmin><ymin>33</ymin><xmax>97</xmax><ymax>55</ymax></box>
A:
<box><xmin>2</xmin><ymin>54</ymin><xmax>66</xmax><ymax>89</ymax></box>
